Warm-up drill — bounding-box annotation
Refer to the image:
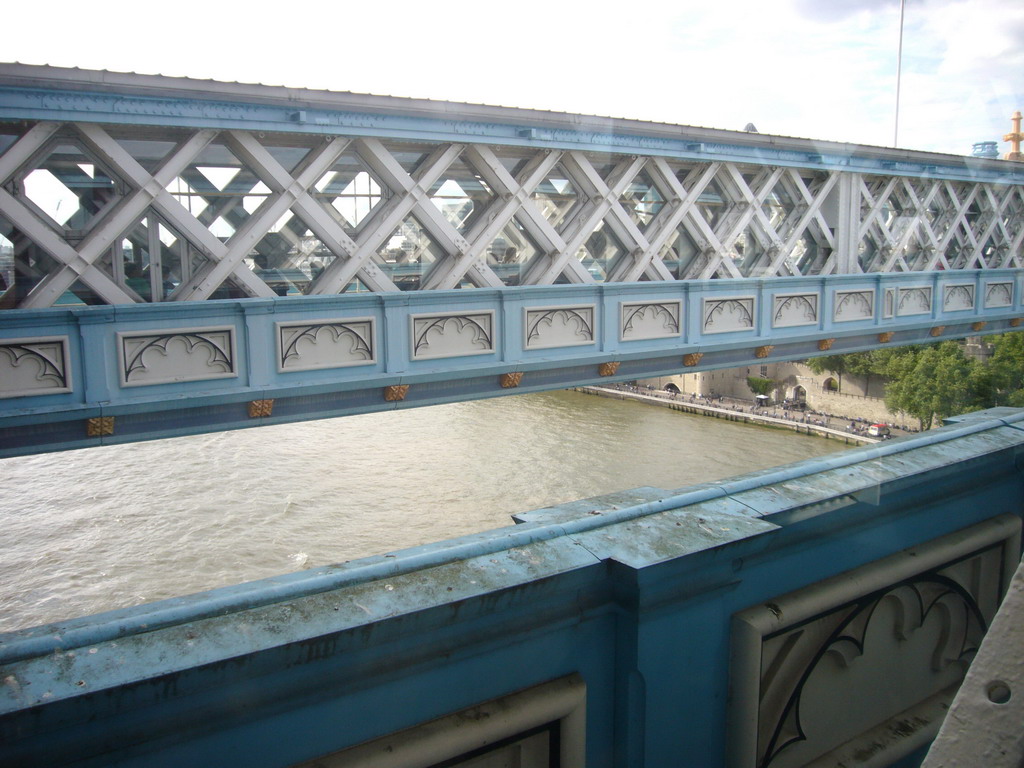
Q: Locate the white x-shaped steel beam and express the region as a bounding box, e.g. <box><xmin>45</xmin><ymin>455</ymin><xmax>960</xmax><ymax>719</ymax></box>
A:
<box><xmin>605</xmin><ymin>158</ymin><xmax>720</xmax><ymax>282</ymax></box>
<box><xmin>358</xmin><ymin>139</ymin><xmax>509</xmax><ymax>289</ymax></box>
<box><xmin>172</xmin><ymin>131</ymin><xmax>399</xmax><ymax>299</ymax></box>
<box><xmin>0</xmin><ymin>123</ymin><xmax>134</xmax><ymax>306</ymax></box>
<box><xmin>881</xmin><ymin>180</ymin><xmax>934</xmax><ymax>269</ymax></box>
<box><xmin>895</xmin><ymin>179</ymin><xmax>949</xmax><ymax>271</ymax></box>
<box><xmin>419</xmin><ymin>145</ymin><xmax>562</xmax><ymax>290</ymax></box>
<box><xmin>310</xmin><ymin>139</ymin><xmax>504</xmax><ymax>293</ymax></box>
<box><xmin>937</xmin><ymin>182</ymin><xmax>981</xmax><ymax>266</ymax></box>
<box><xmin>645</xmin><ymin>161</ymin><xmax>735</xmax><ymax>279</ymax></box>
<box><xmin>682</xmin><ymin>164</ymin><xmax>784</xmax><ymax>278</ymax></box>
<box><xmin>1</xmin><ymin>124</ymin><xmax>222</xmax><ymax>309</ymax></box>
<box><xmin>522</xmin><ymin>152</ymin><xmax>646</xmax><ymax>285</ymax></box>
<box><xmin>458</xmin><ymin>146</ymin><xmax>581</xmax><ymax>284</ymax></box>
<box><xmin>975</xmin><ymin>185</ymin><xmax>1024</xmax><ymax>269</ymax></box>
<box><xmin>68</xmin><ymin>124</ymin><xmax>285</xmax><ymax>302</ymax></box>
<box><xmin>768</xmin><ymin>170</ymin><xmax>839</xmax><ymax>275</ymax></box>
<box><xmin>718</xmin><ymin>165</ymin><xmax>786</xmax><ymax>252</ymax></box>
<box><xmin>959</xmin><ymin>185</ymin><xmax>1003</xmax><ymax>269</ymax></box>
<box><xmin>858</xmin><ymin>177</ymin><xmax>912</xmax><ymax>272</ymax></box>
<box><xmin>1002</xmin><ymin>188</ymin><xmax>1024</xmax><ymax>267</ymax></box>
<box><xmin>563</xmin><ymin>152</ymin><xmax>653</xmax><ymax>277</ymax></box>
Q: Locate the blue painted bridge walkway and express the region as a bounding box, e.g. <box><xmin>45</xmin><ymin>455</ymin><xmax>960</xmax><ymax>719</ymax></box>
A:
<box><xmin>0</xmin><ymin>63</ymin><xmax>1023</xmax><ymax>456</ymax></box>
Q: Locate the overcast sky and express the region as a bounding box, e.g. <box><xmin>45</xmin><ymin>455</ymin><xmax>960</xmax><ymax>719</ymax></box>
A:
<box><xmin>5</xmin><ymin>0</ymin><xmax>1022</xmax><ymax>156</ymax></box>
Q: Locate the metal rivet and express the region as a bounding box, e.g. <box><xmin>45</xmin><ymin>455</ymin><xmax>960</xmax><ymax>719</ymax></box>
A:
<box><xmin>987</xmin><ymin>681</ymin><xmax>1011</xmax><ymax>704</ymax></box>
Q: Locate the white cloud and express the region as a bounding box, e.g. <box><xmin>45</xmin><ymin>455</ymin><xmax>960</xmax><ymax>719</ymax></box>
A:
<box><xmin>792</xmin><ymin>0</ymin><xmax>906</xmax><ymax>22</ymax></box>
<box><xmin>888</xmin><ymin>0</ymin><xmax>1024</xmax><ymax>151</ymax></box>
<box><xmin>4</xmin><ymin>0</ymin><xmax>1021</xmax><ymax>155</ymax></box>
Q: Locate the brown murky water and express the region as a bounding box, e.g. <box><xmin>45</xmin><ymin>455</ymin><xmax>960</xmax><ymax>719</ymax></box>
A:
<box><xmin>0</xmin><ymin>390</ymin><xmax>844</xmax><ymax>631</ymax></box>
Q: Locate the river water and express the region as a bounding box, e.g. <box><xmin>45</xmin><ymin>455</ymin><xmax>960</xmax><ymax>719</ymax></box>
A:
<box><xmin>0</xmin><ymin>390</ymin><xmax>845</xmax><ymax>632</ymax></box>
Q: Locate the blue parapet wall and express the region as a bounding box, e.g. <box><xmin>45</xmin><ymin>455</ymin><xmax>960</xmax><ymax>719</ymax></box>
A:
<box><xmin>1</xmin><ymin>411</ymin><xmax>1023</xmax><ymax>767</ymax></box>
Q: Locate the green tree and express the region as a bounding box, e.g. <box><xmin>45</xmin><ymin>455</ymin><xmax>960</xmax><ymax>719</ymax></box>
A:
<box><xmin>746</xmin><ymin>376</ymin><xmax>775</xmax><ymax>398</ymax></box>
<box><xmin>966</xmin><ymin>362</ymin><xmax>999</xmax><ymax>411</ymax></box>
<box><xmin>804</xmin><ymin>351</ymin><xmax>876</xmax><ymax>393</ymax></box>
<box><xmin>982</xmin><ymin>333</ymin><xmax>1024</xmax><ymax>405</ymax></box>
<box><xmin>844</xmin><ymin>351</ymin><xmax>881</xmax><ymax>393</ymax></box>
<box><xmin>804</xmin><ymin>354</ymin><xmax>849</xmax><ymax>391</ymax></box>
<box><xmin>883</xmin><ymin>342</ymin><xmax>975</xmax><ymax>429</ymax></box>
<box><xmin>802</xmin><ymin>333</ymin><xmax>1024</xmax><ymax>429</ymax></box>
<box><xmin>871</xmin><ymin>346</ymin><xmax>920</xmax><ymax>381</ymax></box>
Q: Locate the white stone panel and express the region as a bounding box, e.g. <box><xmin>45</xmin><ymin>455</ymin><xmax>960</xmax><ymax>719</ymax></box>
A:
<box><xmin>943</xmin><ymin>284</ymin><xmax>975</xmax><ymax>312</ymax></box>
<box><xmin>833</xmin><ymin>290</ymin><xmax>874</xmax><ymax>323</ymax></box>
<box><xmin>620</xmin><ymin>301</ymin><xmax>681</xmax><ymax>341</ymax></box>
<box><xmin>524</xmin><ymin>306</ymin><xmax>596</xmax><ymax>349</ymax></box>
<box><xmin>703</xmin><ymin>297</ymin><xmax>755</xmax><ymax>334</ymax></box>
<box><xmin>277</xmin><ymin>319</ymin><xmax>375</xmax><ymax>372</ymax></box>
<box><xmin>728</xmin><ymin>515</ymin><xmax>1020</xmax><ymax>768</ymax></box>
<box><xmin>897</xmin><ymin>286</ymin><xmax>933</xmax><ymax>316</ymax></box>
<box><xmin>119</xmin><ymin>327</ymin><xmax>236</xmax><ymax>387</ymax></box>
<box><xmin>772</xmin><ymin>294</ymin><xmax>818</xmax><ymax>328</ymax></box>
<box><xmin>0</xmin><ymin>336</ymin><xmax>71</xmax><ymax>398</ymax></box>
<box><xmin>411</xmin><ymin>311</ymin><xmax>495</xmax><ymax>360</ymax></box>
<box><xmin>985</xmin><ymin>282</ymin><xmax>1013</xmax><ymax>308</ymax></box>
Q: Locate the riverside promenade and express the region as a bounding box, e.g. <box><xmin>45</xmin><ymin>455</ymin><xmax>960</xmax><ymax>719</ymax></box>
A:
<box><xmin>575</xmin><ymin>385</ymin><xmax>896</xmax><ymax>444</ymax></box>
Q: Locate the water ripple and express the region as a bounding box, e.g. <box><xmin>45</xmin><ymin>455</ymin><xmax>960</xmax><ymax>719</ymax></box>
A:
<box><xmin>0</xmin><ymin>391</ymin><xmax>842</xmax><ymax>631</ymax></box>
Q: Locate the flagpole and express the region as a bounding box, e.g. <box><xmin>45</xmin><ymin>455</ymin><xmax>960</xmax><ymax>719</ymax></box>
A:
<box><xmin>894</xmin><ymin>0</ymin><xmax>906</xmax><ymax>147</ymax></box>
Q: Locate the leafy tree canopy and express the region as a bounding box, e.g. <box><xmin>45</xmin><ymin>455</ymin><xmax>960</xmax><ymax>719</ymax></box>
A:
<box><xmin>746</xmin><ymin>376</ymin><xmax>775</xmax><ymax>397</ymax></box>
<box><xmin>984</xmin><ymin>333</ymin><xmax>1024</xmax><ymax>405</ymax></box>
<box><xmin>803</xmin><ymin>334</ymin><xmax>1024</xmax><ymax>429</ymax></box>
<box><xmin>882</xmin><ymin>342</ymin><xmax>975</xmax><ymax>429</ymax></box>
<box><xmin>804</xmin><ymin>351</ymin><xmax>879</xmax><ymax>392</ymax></box>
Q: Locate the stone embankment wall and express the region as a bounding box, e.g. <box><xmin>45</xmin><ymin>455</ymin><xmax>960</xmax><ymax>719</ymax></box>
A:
<box><xmin>642</xmin><ymin>361</ymin><xmax>904</xmax><ymax>426</ymax></box>
<box><xmin>806</xmin><ymin>390</ymin><xmax>904</xmax><ymax>426</ymax></box>
<box><xmin>577</xmin><ymin>386</ymin><xmax>873</xmax><ymax>445</ymax></box>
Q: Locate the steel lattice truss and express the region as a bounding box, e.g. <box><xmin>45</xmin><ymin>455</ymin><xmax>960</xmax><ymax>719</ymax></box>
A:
<box><xmin>1</xmin><ymin>121</ymin><xmax>1023</xmax><ymax>309</ymax></box>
